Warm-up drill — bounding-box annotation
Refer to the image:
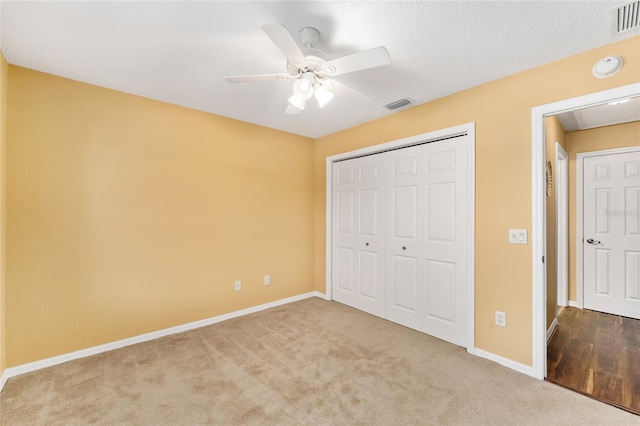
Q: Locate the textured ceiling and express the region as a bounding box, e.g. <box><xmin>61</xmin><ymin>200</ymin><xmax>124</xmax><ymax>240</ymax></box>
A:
<box><xmin>2</xmin><ymin>1</ymin><xmax>639</xmax><ymax>138</ymax></box>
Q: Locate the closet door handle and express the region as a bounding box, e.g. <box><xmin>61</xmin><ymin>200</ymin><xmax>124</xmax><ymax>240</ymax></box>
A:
<box><xmin>402</xmin><ymin>246</ymin><xmax>407</xmax><ymax>250</ymax></box>
<box><xmin>365</xmin><ymin>242</ymin><xmax>370</xmax><ymax>246</ymax></box>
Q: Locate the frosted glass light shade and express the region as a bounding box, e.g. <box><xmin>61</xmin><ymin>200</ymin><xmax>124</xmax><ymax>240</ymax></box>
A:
<box><xmin>288</xmin><ymin>94</ymin><xmax>306</xmax><ymax>110</ymax></box>
<box><xmin>314</xmin><ymin>84</ymin><xmax>334</xmax><ymax>108</ymax></box>
<box><xmin>293</xmin><ymin>79</ymin><xmax>313</xmax><ymax>100</ymax></box>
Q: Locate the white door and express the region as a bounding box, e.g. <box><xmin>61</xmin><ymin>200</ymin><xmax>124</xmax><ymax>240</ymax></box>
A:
<box><xmin>385</xmin><ymin>146</ymin><xmax>422</xmax><ymax>330</ymax></box>
<box><xmin>583</xmin><ymin>149</ymin><xmax>640</xmax><ymax>319</ymax></box>
<box><xmin>331</xmin><ymin>131</ymin><xmax>473</xmax><ymax>348</ymax></box>
<box><xmin>332</xmin><ymin>156</ymin><xmax>386</xmax><ymax>317</ymax></box>
<box><xmin>420</xmin><ymin>136</ymin><xmax>470</xmax><ymax>346</ymax></box>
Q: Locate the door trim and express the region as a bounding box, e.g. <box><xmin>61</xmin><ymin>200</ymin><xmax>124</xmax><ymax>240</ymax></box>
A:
<box><xmin>576</xmin><ymin>146</ymin><xmax>640</xmax><ymax>311</ymax></box>
<box><xmin>556</xmin><ymin>143</ymin><xmax>568</xmax><ymax>308</ymax></box>
<box><xmin>531</xmin><ymin>82</ymin><xmax>640</xmax><ymax>380</ymax></box>
<box><xmin>325</xmin><ymin>122</ymin><xmax>476</xmax><ymax>353</ymax></box>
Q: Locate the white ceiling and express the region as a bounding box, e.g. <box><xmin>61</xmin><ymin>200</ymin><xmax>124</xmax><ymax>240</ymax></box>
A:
<box><xmin>555</xmin><ymin>95</ymin><xmax>640</xmax><ymax>131</ymax></box>
<box><xmin>2</xmin><ymin>1</ymin><xmax>639</xmax><ymax>138</ymax></box>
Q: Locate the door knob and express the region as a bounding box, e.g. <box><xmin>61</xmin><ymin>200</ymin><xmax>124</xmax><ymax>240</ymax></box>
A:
<box><xmin>586</xmin><ymin>238</ymin><xmax>601</xmax><ymax>245</ymax></box>
<box><xmin>366</xmin><ymin>242</ymin><xmax>369</xmax><ymax>246</ymax></box>
<box><xmin>402</xmin><ymin>246</ymin><xmax>407</xmax><ymax>250</ymax></box>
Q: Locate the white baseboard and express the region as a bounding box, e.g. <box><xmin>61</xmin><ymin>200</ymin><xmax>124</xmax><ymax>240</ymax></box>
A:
<box><xmin>546</xmin><ymin>317</ymin><xmax>558</xmax><ymax>344</ymax></box>
<box><xmin>0</xmin><ymin>370</ymin><xmax>8</xmax><ymax>393</ymax></box>
<box><xmin>0</xmin><ymin>291</ymin><xmax>319</xmax><ymax>392</ymax></box>
<box><xmin>568</xmin><ymin>300</ymin><xmax>578</xmax><ymax>308</ymax></box>
<box><xmin>312</xmin><ymin>290</ymin><xmax>330</xmax><ymax>300</ymax></box>
<box><xmin>474</xmin><ymin>348</ymin><xmax>536</xmax><ymax>378</ymax></box>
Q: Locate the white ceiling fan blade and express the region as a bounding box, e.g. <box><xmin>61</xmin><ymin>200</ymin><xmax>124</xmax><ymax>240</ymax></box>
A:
<box><xmin>225</xmin><ymin>73</ymin><xmax>294</xmax><ymax>83</ymax></box>
<box><xmin>326</xmin><ymin>80</ymin><xmax>371</xmax><ymax>102</ymax></box>
<box><xmin>322</xmin><ymin>46</ymin><xmax>390</xmax><ymax>76</ymax></box>
<box><xmin>261</xmin><ymin>24</ymin><xmax>308</xmax><ymax>69</ymax></box>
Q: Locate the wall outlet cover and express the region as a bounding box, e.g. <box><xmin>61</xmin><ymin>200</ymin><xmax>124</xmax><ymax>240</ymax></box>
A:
<box><xmin>508</xmin><ymin>229</ymin><xmax>528</xmax><ymax>245</ymax></box>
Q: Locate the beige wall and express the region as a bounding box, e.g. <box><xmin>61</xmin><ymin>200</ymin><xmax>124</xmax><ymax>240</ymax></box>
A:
<box><xmin>4</xmin><ymin>35</ymin><xmax>640</xmax><ymax>371</ymax></box>
<box><xmin>545</xmin><ymin>116</ymin><xmax>567</xmax><ymax>329</ymax></box>
<box><xmin>6</xmin><ymin>66</ymin><xmax>315</xmax><ymax>366</ymax></box>
<box><xmin>566</xmin><ymin>120</ymin><xmax>640</xmax><ymax>302</ymax></box>
<box><xmin>0</xmin><ymin>53</ymin><xmax>7</xmax><ymax>377</ymax></box>
<box><xmin>315</xmin><ymin>36</ymin><xmax>640</xmax><ymax>366</ymax></box>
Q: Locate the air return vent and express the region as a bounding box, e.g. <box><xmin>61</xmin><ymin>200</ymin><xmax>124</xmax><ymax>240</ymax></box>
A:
<box><xmin>612</xmin><ymin>1</ymin><xmax>640</xmax><ymax>35</ymax></box>
<box><xmin>384</xmin><ymin>98</ymin><xmax>415</xmax><ymax>112</ymax></box>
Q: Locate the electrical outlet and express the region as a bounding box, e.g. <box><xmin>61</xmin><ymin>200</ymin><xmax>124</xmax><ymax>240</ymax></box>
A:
<box><xmin>264</xmin><ymin>275</ymin><xmax>270</xmax><ymax>285</ymax></box>
<box><xmin>495</xmin><ymin>311</ymin><xmax>507</xmax><ymax>327</ymax></box>
<box><xmin>234</xmin><ymin>280</ymin><xmax>241</xmax><ymax>291</ymax></box>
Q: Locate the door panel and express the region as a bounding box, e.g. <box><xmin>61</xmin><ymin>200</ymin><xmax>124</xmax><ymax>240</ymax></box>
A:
<box><xmin>627</xmin><ymin>186</ymin><xmax>639</xmax><ymax>234</ymax></box>
<box><xmin>360</xmin><ymin>189</ymin><xmax>378</xmax><ymax>236</ymax></box>
<box><xmin>425</xmin><ymin>259</ymin><xmax>455</xmax><ymax>322</ymax></box>
<box><xmin>595</xmin><ymin>188</ymin><xmax>610</xmax><ymax>234</ymax></box>
<box><xmin>392</xmin><ymin>255</ymin><xmax>418</xmax><ymax>311</ymax></box>
<box><xmin>393</xmin><ymin>186</ymin><xmax>418</xmax><ymax>239</ymax></box>
<box><xmin>336</xmin><ymin>247</ymin><xmax>354</xmax><ymax>292</ymax></box>
<box><xmin>594</xmin><ymin>248</ymin><xmax>611</xmax><ymax>295</ymax></box>
<box><xmin>421</xmin><ymin>136</ymin><xmax>469</xmax><ymax>347</ymax></box>
<box><xmin>385</xmin><ymin>147</ymin><xmax>422</xmax><ymax>330</ymax></box>
<box><xmin>337</xmin><ymin>190</ymin><xmax>354</xmax><ymax>234</ymax></box>
<box><xmin>426</xmin><ymin>182</ymin><xmax>455</xmax><ymax>242</ymax></box>
<box><xmin>583</xmin><ymin>150</ymin><xmax>640</xmax><ymax>319</ymax></box>
<box><xmin>625</xmin><ymin>251</ymin><xmax>640</xmax><ymax>300</ymax></box>
<box><xmin>360</xmin><ymin>250</ymin><xmax>379</xmax><ymax>300</ymax></box>
<box><xmin>332</xmin><ymin>157</ymin><xmax>385</xmax><ymax>317</ymax></box>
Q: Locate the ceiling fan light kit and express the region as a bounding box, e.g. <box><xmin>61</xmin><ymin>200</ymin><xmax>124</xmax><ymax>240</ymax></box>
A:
<box><xmin>225</xmin><ymin>24</ymin><xmax>390</xmax><ymax>114</ymax></box>
<box><xmin>314</xmin><ymin>83</ymin><xmax>335</xmax><ymax>108</ymax></box>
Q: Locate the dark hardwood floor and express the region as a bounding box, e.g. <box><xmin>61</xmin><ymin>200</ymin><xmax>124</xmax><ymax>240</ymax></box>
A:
<box><xmin>547</xmin><ymin>306</ymin><xmax>640</xmax><ymax>415</ymax></box>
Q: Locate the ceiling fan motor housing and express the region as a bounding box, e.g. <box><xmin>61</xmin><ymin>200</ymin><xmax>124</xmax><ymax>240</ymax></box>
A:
<box><xmin>286</xmin><ymin>26</ymin><xmax>330</xmax><ymax>76</ymax></box>
<box><xmin>300</xmin><ymin>27</ymin><xmax>320</xmax><ymax>48</ymax></box>
<box><xmin>287</xmin><ymin>51</ymin><xmax>329</xmax><ymax>76</ymax></box>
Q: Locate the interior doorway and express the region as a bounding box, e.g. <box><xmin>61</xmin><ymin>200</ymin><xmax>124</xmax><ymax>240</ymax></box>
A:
<box><xmin>531</xmin><ymin>82</ymin><xmax>640</xmax><ymax>380</ymax></box>
<box><xmin>533</xmin><ymin>83</ymin><xmax>640</xmax><ymax>413</ymax></box>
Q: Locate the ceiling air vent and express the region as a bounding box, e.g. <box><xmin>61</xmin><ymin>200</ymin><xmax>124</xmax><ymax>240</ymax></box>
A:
<box><xmin>385</xmin><ymin>98</ymin><xmax>415</xmax><ymax>112</ymax></box>
<box><xmin>612</xmin><ymin>1</ymin><xmax>640</xmax><ymax>35</ymax></box>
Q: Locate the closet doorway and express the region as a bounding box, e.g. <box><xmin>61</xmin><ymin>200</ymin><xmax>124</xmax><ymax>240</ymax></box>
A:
<box><xmin>326</xmin><ymin>123</ymin><xmax>475</xmax><ymax>351</ymax></box>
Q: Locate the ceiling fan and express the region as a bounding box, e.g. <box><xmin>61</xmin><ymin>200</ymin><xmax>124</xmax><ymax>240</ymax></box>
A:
<box><xmin>225</xmin><ymin>24</ymin><xmax>391</xmax><ymax>114</ymax></box>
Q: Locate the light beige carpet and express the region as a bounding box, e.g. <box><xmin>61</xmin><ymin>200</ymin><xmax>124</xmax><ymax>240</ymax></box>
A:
<box><xmin>1</xmin><ymin>297</ymin><xmax>637</xmax><ymax>425</ymax></box>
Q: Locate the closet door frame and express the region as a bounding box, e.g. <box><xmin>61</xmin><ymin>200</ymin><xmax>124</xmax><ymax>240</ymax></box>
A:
<box><xmin>326</xmin><ymin>122</ymin><xmax>476</xmax><ymax>354</ymax></box>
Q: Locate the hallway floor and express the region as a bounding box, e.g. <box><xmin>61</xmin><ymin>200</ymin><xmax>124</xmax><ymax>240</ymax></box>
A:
<box><xmin>547</xmin><ymin>306</ymin><xmax>640</xmax><ymax>415</ymax></box>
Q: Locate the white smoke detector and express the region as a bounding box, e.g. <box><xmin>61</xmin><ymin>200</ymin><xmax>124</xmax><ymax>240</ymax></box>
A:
<box><xmin>592</xmin><ymin>56</ymin><xmax>624</xmax><ymax>78</ymax></box>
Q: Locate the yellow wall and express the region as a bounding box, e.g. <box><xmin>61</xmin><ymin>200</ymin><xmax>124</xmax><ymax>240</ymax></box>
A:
<box><xmin>4</xmin><ymin>35</ymin><xmax>640</xmax><ymax>370</ymax></box>
<box><xmin>315</xmin><ymin>36</ymin><xmax>640</xmax><ymax>366</ymax></box>
<box><xmin>0</xmin><ymin>53</ymin><xmax>8</xmax><ymax>377</ymax></box>
<box><xmin>545</xmin><ymin>116</ymin><xmax>567</xmax><ymax>329</ymax></box>
<box><xmin>566</xmin><ymin>120</ymin><xmax>640</xmax><ymax>302</ymax></box>
<box><xmin>6</xmin><ymin>66</ymin><xmax>315</xmax><ymax>366</ymax></box>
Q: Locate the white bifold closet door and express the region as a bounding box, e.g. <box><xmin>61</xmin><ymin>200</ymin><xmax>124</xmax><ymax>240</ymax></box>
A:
<box><xmin>386</xmin><ymin>146</ymin><xmax>422</xmax><ymax>330</ymax></box>
<box><xmin>420</xmin><ymin>137</ymin><xmax>469</xmax><ymax>346</ymax></box>
<box><xmin>332</xmin><ymin>135</ymin><xmax>470</xmax><ymax>347</ymax></box>
<box><xmin>332</xmin><ymin>154</ymin><xmax>387</xmax><ymax>318</ymax></box>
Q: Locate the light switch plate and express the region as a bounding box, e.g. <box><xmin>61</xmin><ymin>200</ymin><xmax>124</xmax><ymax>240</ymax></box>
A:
<box><xmin>508</xmin><ymin>229</ymin><xmax>528</xmax><ymax>244</ymax></box>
